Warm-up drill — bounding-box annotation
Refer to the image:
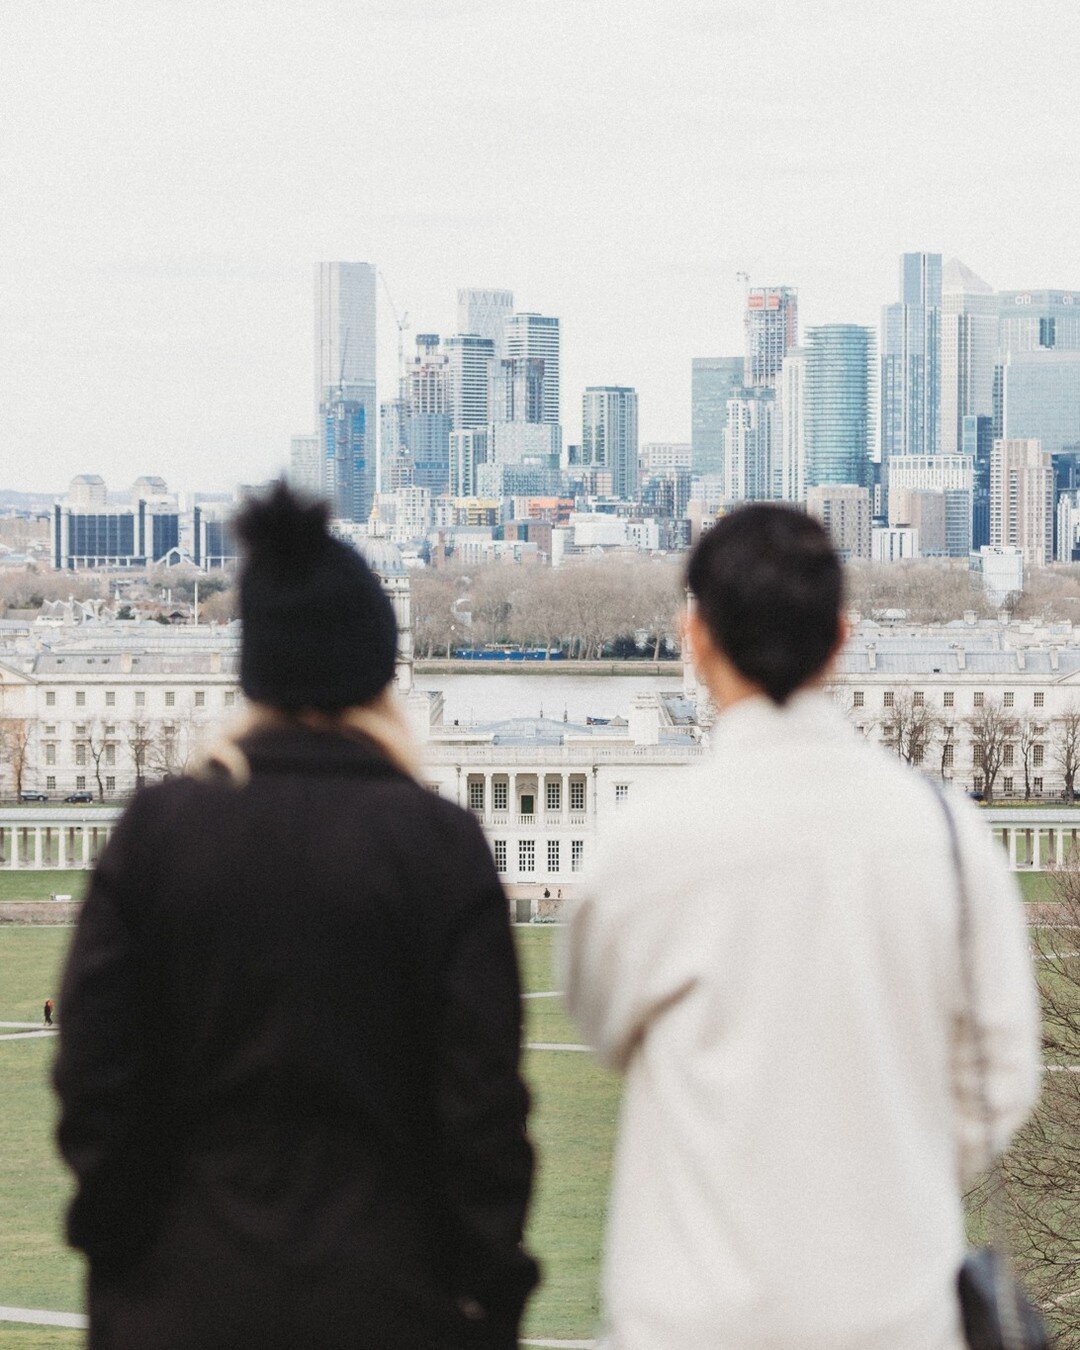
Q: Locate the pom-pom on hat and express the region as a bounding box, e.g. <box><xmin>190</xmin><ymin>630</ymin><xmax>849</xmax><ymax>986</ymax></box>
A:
<box><xmin>234</xmin><ymin>482</ymin><xmax>398</xmax><ymax>710</ymax></box>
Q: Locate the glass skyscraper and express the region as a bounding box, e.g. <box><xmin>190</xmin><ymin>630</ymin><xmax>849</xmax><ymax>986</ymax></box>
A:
<box><xmin>881</xmin><ymin>252</ymin><xmax>941</xmax><ymax>465</ymax></box>
<box><xmin>691</xmin><ymin>356</ymin><xmax>743</xmax><ymax>477</ymax></box>
<box><xmin>315</xmin><ymin>262</ymin><xmax>377</xmax><ymax>520</ymax></box>
<box><xmin>804</xmin><ymin>325</ymin><xmax>876</xmax><ymax>488</ymax></box>
<box><xmin>1001</xmin><ymin>349</ymin><xmax>1080</xmax><ymax>456</ymax></box>
<box><xmin>743</xmin><ymin>286</ymin><xmax>798</xmax><ymax>388</ymax></box>
<box><xmin>582</xmin><ymin>387</ymin><xmax>639</xmax><ymax>500</ymax></box>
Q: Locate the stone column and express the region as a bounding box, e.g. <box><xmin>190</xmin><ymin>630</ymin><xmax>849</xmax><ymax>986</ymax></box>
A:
<box><xmin>11</xmin><ymin>828</ymin><xmax>19</xmax><ymax>870</ymax></box>
<box><xmin>1007</xmin><ymin>829</ymin><xmax>1018</xmax><ymax>869</ymax></box>
<box><xmin>58</xmin><ymin>827</ymin><xmax>67</xmax><ymax>870</ymax></box>
<box><xmin>81</xmin><ymin>828</ymin><xmax>91</xmax><ymax>867</ymax></box>
<box><xmin>561</xmin><ymin>773</ymin><xmax>569</xmax><ymax>819</ymax></box>
<box><xmin>1056</xmin><ymin>829</ymin><xmax>1065</xmax><ymax>867</ymax></box>
<box><xmin>33</xmin><ymin>828</ymin><xmax>43</xmax><ymax>869</ymax></box>
<box><xmin>1032</xmin><ymin>829</ymin><xmax>1042</xmax><ymax>870</ymax></box>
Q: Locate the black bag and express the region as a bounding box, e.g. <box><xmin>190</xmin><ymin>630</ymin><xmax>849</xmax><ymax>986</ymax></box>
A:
<box><xmin>935</xmin><ymin>791</ymin><xmax>1052</xmax><ymax>1350</ymax></box>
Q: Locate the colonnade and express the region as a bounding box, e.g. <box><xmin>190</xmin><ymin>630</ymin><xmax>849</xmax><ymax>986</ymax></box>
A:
<box><xmin>991</xmin><ymin>824</ymin><xmax>1080</xmax><ymax>870</ymax></box>
<box><xmin>459</xmin><ymin>770</ymin><xmax>593</xmax><ymax>823</ymax></box>
<box><xmin>0</xmin><ymin>814</ymin><xmax>117</xmax><ymax>870</ymax></box>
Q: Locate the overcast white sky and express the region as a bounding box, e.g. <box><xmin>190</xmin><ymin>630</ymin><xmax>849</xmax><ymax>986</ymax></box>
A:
<box><xmin>3</xmin><ymin>0</ymin><xmax>1079</xmax><ymax>494</ymax></box>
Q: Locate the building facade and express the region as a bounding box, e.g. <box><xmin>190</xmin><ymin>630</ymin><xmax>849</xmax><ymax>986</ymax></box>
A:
<box><xmin>940</xmin><ymin>259</ymin><xmax>996</xmax><ymax>456</ymax></box>
<box><xmin>691</xmin><ymin>356</ymin><xmax>743</xmax><ymax>478</ymax></box>
<box><xmin>504</xmin><ymin>313</ymin><xmax>560</xmax><ymax>426</ymax></box>
<box><xmin>803</xmin><ymin>324</ymin><xmax>876</xmax><ymax>489</ymax></box>
<box><xmin>315</xmin><ymin>262</ymin><xmax>377</xmax><ymax>516</ymax></box>
<box><xmin>582</xmin><ymin>387</ymin><xmax>639</xmax><ymax>500</ymax></box>
<box><xmin>881</xmin><ymin>251</ymin><xmax>942</xmax><ymax>467</ymax></box>
<box><xmin>806</xmin><ymin>484</ymin><xmax>871</xmax><ymax>560</ymax></box>
<box><xmin>743</xmin><ymin>286</ymin><xmax>798</xmax><ymax>388</ymax></box>
<box><xmin>990</xmin><ymin>438</ymin><xmax>1054</xmax><ymax>567</ymax></box>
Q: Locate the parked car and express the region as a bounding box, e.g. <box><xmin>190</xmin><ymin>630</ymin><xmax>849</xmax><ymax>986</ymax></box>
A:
<box><xmin>19</xmin><ymin>790</ymin><xmax>49</xmax><ymax>802</ymax></box>
<box><xmin>64</xmin><ymin>791</ymin><xmax>94</xmax><ymax>803</ymax></box>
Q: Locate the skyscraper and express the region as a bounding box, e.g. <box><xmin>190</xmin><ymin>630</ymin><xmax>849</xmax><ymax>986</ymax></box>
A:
<box><xmin>445</xmin><ymin>334</ymin><xmax>496</xmax><ymax>430</ymax></box>
<box><xmin>779</xmin><ymin>347</ymin><xmax>807</xmax><ymax>503</ymax></box>
<box><xmin>315</xmin><ymin>262</ymin><xmax>377</xmax><ymax>520</ymax></box>
<box><xmin>803</xmin><ymin>325</ymin><xmax>876</xmax><ymax>489</ymax></box>
<box><xmin>691</xmin><ymin>356</ymin><xmax>743</xmax><ymax>477</ymax></box>
<box><xmin>288</xmin><ymin>434</ymin><xmax>321</xmax><ymax>495</ymax></box>
<box><xmin>1001</xmin><ymin>349</ymin><xmax>1080</xmax><ymax>455</ymax></box>
<box><xmin>940</xmin><ymin>259</ymin><xmax>997</xmax><ymax>455</ymax></box>
<box><xmin>723</xmin><ymin>389</ymin><xmax>777</xmax><ymax>502</ymax></box>
<box><xmin>881</xmin><ymin>252</ymin><xmax>942</xmax><ymax>466</ymax></box>
<box><xmin>990</xmin><ymin>438</ymin><xmax>1054</xmax><ymax>566</ymax></box>
<box><xmin>806</xmin><ymin>485</ymin><xmax>871</xmax><ymax>561</ymax></box>
<box><xmin>505</xmin><ymin>313</ymin><xmax>560</xmax><ymax>425</ymax></box>
<box><xmin>401</xmin><ymin>334</ymin><xmax>452</xmax><ymax>496</ymax></box>
<box><xmin>456</xmin><ymin>288</ymin><xmax>514</xmax><ymax>358</ymax></box>
<box><xmin>743</xmin><ymin>286</ymin><xmax>798</xmax><ymax>388</ymax></box>
<box><xmin>998</xmin><ymin>289</ymin><xmax>1080</xmax><ymax>354</ymax></box>
<box><xmin>582</xmin><ymin>387</ymin><xmax>639</xmax><ymax>500</ymax></box>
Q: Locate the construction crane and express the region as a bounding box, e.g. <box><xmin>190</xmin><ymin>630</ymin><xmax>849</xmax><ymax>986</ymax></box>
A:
<box><xmin>378</xmin><ymin>270</ymin><xmax>410</xmax><ymax>397</ymax></box>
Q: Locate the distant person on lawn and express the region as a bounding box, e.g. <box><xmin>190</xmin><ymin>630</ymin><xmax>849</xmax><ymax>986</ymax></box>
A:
<box><xmin>563</xmin><ymin>503</ymin><xmax>1040</xmax><ymax>1350</ymax></box>
<box><xmin>54</xmin><ymin>483</ymin><xmax>537</xmax><ymax>1350</ymax></box>
<box><xmin>43</xmin><ymin>998</ymin><xmax>53</xmax><ymax>1027</ymax></box>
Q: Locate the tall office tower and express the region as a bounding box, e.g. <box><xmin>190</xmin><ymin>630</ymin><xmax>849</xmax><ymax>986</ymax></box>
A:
<box><xmin>990</xmin><ymin>438</ymin><xmax>1054</xmax><ymax>566</ymax></box>
<box><xmin>962</xmin><ymin>414</ymin><xmax>994</xmax><ymax>549</ymax></box>
<box><xmin>880</xmin><ymin>252</ymin><xmax>942</xmax><ymax>468</ymax></box>
<box><xmin>940</xmin><ymin>259</ymin><xmax>997</xmax><ymax>455</ymax></box>
<box><xmin>691</xmin><ymin>356</ymin><xmax>744</xmax><ymax>477</ymax></box>
<box><xmin>505</xmin><ymin>313</ymin><xmax>560</xmax><ymax>425</ymax></box>
<box><xmin>288</xmin><ymin>435</ymin><xmax>321</xmax><ymax>495</ymax></box>
<box><xmin>315</xmin><ymin>262</ymin><xmax>377</xmax><ymax>519</ymax></box>
<box><xmin>998</xmin><ymin>289</ymin><xmax>1080</xmax><ymax>354</ymax></box>
<box><xmin>582</xmin><ymin>387</ymin><xmax>639</xmax><ymax>500</ymax></box>
<box><xmin>401</xmin><ymin>334</ymin><xmax>453</xmax><ymax>495</ymax></box>
<box><xmin>493</xmin><ymin>357</ymin><xmax>545</xmax><ymax>423</ymax></box>
<box><xmin>779</xmin><ymin>347</ymin><xmax>807</xmax><ymax>502</ymax></box>
<box><xmin>743</xmin><ymin>287</ymin><xmax>798</xmax><ymax>388</ymax></box>
<box><xmin>886</xmin><ymin>454</ymin><xmax>973</xmax><ymax>556</ymax></box>
<box><xmin>54</xmin><ymin>477</ymin><xmax>180</xmax><ymax>570</ymax></box>
<box><xmin>456</xmin><ymin>288</ymin><xmax>514</xmax><ymax>358</ymax></box>
<box><xmin>803</xmin><ymin>325</ymin><xmax>876</xmax><ymax>489</ymax></box>
<box><xmin>1001</xmin><ymin>349</ymin><xmax>1080</xmax><ymax>455</ymax></box>
<box><xmin>806</xmin><ymin>484</ymin><xmax>872</xmax><ymax>561</ymax></box>
<box><xmin>723</xmin><ymin>389</ymin><xmax>777</xmax><ymax>502</ymax></box>
<box><xmin>445</xmin><ymin>334</ymin><xmax>496</xmax><ymax>430</ymax></box>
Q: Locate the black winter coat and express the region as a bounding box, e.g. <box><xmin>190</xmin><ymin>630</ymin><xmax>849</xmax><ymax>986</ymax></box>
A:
<box><xmin>54</xmin><ymin>726</ymin><xmax>538</xmax><ymax>1349</ymax></box>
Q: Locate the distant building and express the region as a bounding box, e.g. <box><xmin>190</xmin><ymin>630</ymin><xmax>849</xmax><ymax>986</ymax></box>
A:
<box><xmin>445</xmin><ymin>333</ymin><xmax>496</xmax><ymax>431</ymax></box>
<box><xmin>193</xmin><ymin>503</ymin><xmax>237</xmax><ymax>570</ymax></box>
<box><xmin>691</xmin><ymin>356</ymin><xmax>743</xmax><ymax>477</ymax></box>
<box><xmin>723</xmin><ymin>389</ymin><xmax>776</xmax><ymax>502</ymax></box>
<box><xmin>1056</xmin><ymin>489</ymin><xmax>1080</xmax><ymax>562</ymax></box>
<box><xmin>401</xmin><ymin>334</ymin><xmax>452</xmax><ymax>496</ymax></box>
<box><xmin>998</xmin><ymin>289</ymin><xmax>1080</xmax><ymax>355</ymax></box>
<box><xmin>779</xmin><ymin>346</ymin><xmax>807</xmax><ymax>502</ymax></box>
<box><xmin>315</xmin><ymin>262</ymin><xmax>376</xmax><ymax>513</ymax></box>
<box><xmin>804</xmin><ymin>325</ymin><xmax>876</xmax><ymax>489</ymax></box>
<box><xmin>744</xmin><ymin>286</ymin><xmax>798</xmax><ymax>388</ymax></box>
<box><xmin>53</xmin><ymin>477</ymin><xmax>180</xmax><ymax>571</ymax></box>
<box><xmin>806</xmin><ymin>483</ymin><xmax>871</xmax><ymax>561</ymax></box>
<box><xmin>504</xmin><ymin>313</ymin><xmax>560</xmax><ymax>426</ymax></box>
<box><xmin>871</xmin><ymin>526</ymin><xmax>920</xmax><ymax>562</ymax></box>
<box><xmin>962</xmin><ymin>414</ymin><xmax>995</xmax><ymax>549</ymax></box>
<box><xmin>989</xmin><ymin>438</ymin><xmax>1053</xmax><ymax>567</ymax></box>
<box><xmin>582</xmin><ymin>387</ymin><xmax>639</xmax><ymax>500</ymax></box>
<box><xmin>971</xmin><ymin>545</ymin><xmax>1024</xmax><ymax>606</ymax></box>
<box><xmin>887</xmin><ymin>489</ymin><xmax>947</xmax><ymax>555</ymax></box>
<box><xmin>320</xmin><ymin>395</ymin><xmax>374</xmax><ymax>523</ymax></box>
<box><xmin>639</xmin><ymin>442</ymin><xmax>692</xmax><ymax>473</ymax></box>
<box><xmin>288</xmin><ymin>434</ymin><xmax>321</xmax><ymax>496</ymax></box>
<box><xmin>456</xmin><ymin>288</ymin><xmax>513</xmax><ymax>359</ymax></box>
<box><xmin>940</xmin><ymin>259</ymin><xmax>996</xmax><ymax>455</ymax></box>
<box><xmin>887</xmin><ymin>454</ymin><xmax>973</xmax><ymax>557</ymax></box>
<box><xmin>881</xmin><ymin>251</ymin><xmax>942</xmax><ymax>465</ymax></box>
<box><xmin>1001</xmin><ymin>348</ymin><xmax>1080</xmax><ymax>456</ymax></box>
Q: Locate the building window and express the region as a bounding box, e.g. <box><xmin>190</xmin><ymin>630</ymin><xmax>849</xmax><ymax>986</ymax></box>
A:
<box><xmin>1003</xmin><ymin>744</ymin><xmax>1014</xmax><ymax>767</ymax></box>
<box><xmin>1033</xmin><ymin>744</ymin><xmax>1045</xmax><ymax>767</ymax></box>
<box><xmin>1003</xmin><ymin>776</ymin><xmax>1014</xmax><ymax>795</ymax></box>
<box><xmin>1034</xmin><ymin>691</ymin><xmax>1045</xmax><ymax>708</ymax></box>
<box><xmin>615</xmin><ymin>784</ymin><xmax>629</xmax><ymax>805</ymax></box>
<box><xmin>135</xmin><ymin>690</ymin><xmax>146</xmax><ymax>708</ymax></box>
<box><xmin>546</xmin><ymin>780</ymin><xmax>561</xmax><ymax>812</ymax></box>
<box><xmin>165</xmin><ymin>691</ymin><xmax>175</xmax><ymax>708</ymax></box>
<box><xmin>75</xmin><ymin>744</ymin><xmax>87</xmax><ymax>767</ymax></box>
<box><xmin>519</xmin><ymin>840</ymin><xmax>536</xmax><ymax>873</ymax></box>
<box><xmin>570</xmin><ymin>780</ymin><xmax>586</xmax><ymax>811</ymax></box>
<box><xmin>44</xmin><ymin>725</ymin><xmax>55</xmax><ymax>735</ymax></box>
<box><xmin>105</xmin><ymin>745</ymin><xmax>116</xmax><ymax>766</ymax></box>
<box><xmin>105</xmin><ymin>776</ymin><xmax>115</xmax><ymax>793</ymax></box>
<box><xmin>493</xmin><ymin>780</ymin><xmax>508</xmax><ymax>812</ymax></box>
<box><xmin>912</xmin><ymin>747</ymin><xmax>924</xmax><ymax>765</ymax></box>
<box><xmin>468</xmin><ymin>781</ymin><xmax>485</xmax><ymax>812</ymax></box>
<box><xmin>943</xmin><ymin>691</ymin><xmax>954</xmax><ymax>709</ymax></box>
<box><xmin>1003</xmin><ymin>691</ymin><xmax>1014</xmax><ymax>708</ymax></box>
<box><xmin>1034</xmin><ymin>777</ymin><xmax>1044</xmax><ymax>795</ymax></box>
<box><xmin>853</xmin><ymin>690</ymin><xmax>864</xmax><ymax>708</ymax></box>
<box><xmin>46</xmin><ymin>776</ymin><xmax>56</xmax><ymax>790</ymax></box>
<box><xmin>913</xmin><ymin>691</ymin><xmax>924</xmax><ymax>707</ymax></box>
<box><xmin>75</xmin><ymin>691</ymin><xmax>86</xmax><ymax>707</ymax></box>
<box><xmin>883</xmin><ymin>690</ymin><xmax>895</xmax><ymax>708</ymax></box>
<box><xmin>105</xmin><ymin>690</ymin><xmax>116</xmax><ymax>707</ymax></box>
<box><xmin>973</xmin><ymin>691</ymin><xmax>985</xmax><ymax>708</ymax></box>
<box><xmin>194</xmin><ymin>691</ymin><xmax>206</xmax><ymax>707</ymax></box>
<box><xmin>224</xmin><ymin>690</ymin><xmax>236</xmax><ymax>707</ymax></box>
<box><xmin>105</xmin><ymin>724</ymin><xmax>115</xmax><ymax>736</ymax></box>
<box><xmin>973</xmin><ymin>775</ymin><xmax>984</xmax><ymax>793</ymax></box>
<box><xmin>45</xmin><ymin>744</ymin><xmax>56</xmax><ymax>766</ymax></box>
<box><xmin>571</xmin><ymin>839</ymin><xmax>584</xmax><ymax>872</ymax></box>
<box><xmin>45</xmin><ymin>691</ymin><xmax>56</xmax><ymax>707</ymax></box>
<box><xmin>426</xmin><ymin>783</ymin><xmax>440</xmax><ymax>796</ymax></box>
<box><xmin>943</xmin><ymin>744</ymin><xmax>954</xmax><ymax>767</ymax></box>
<box><xmin>547</xmin><ymin>839</ymin><xmax>560</xmax><ymax>872</ymax></box>
<box><xmin>76</xmin><ymin>776</ymin><xmax>86</xmax><ymax>791</ymax></box>
<box><xmin>494</xmin><ymin>840</ymin><xmax>506</xmax><ymax>873</ymax></box>
<box><xmin>520</xmin><ymin>793</ymin><xmax>535</xmax><ymax>818</ymax></box>
<box><xmin>973</xmin><ymin>746</ymin><xmax>984</xmax><ymax>767</ymax></box>
<box><xmin>75</xmin><ymin>724</ymin><xmax>86</xmax><ymax>737</ymax></box>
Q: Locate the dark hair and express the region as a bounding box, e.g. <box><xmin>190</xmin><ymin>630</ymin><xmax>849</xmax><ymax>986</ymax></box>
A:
<box><xmin>684</xmin><ymin>504</ymin><xmax>843</xmax><ymax>705</ymax></box>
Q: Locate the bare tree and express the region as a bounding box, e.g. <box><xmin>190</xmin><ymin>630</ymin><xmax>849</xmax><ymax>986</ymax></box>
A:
<box><xmin>1015</xmin><ymin>714</ymin><xmax>1041</xmax><ymax>800</ymax></box>
<box><xmin>938</xmin><ymin>720</ymin><xmax>955</xmax><ymax>781</ymax></box>
<box><xmin>990</xmin><ymin>859</ymin><xmax>1080</xmax><ymax>1344</ymax></box>
<box><xmin>0</xmin><ymin>718</ymin><xmax>33</xmax><ymax>797</ymax></box>
<box><xmin>965</xmin><ymin>697</ymin><xmax>1012</xmax><ymax>803</ymax></box>
<box><xmin>881</xmin><ymin>693</ymin><xmax>940</xmax><ymax>767</ymax></box>
<box><xmin>1053</xmin><ymin>704</ymin><xmax>1080</xmax><ymax>800</ymax></box>
<box><xmin>125</xmin><ymin>718</ymin><xmax>154</xmax><ymax>791</ymax></box>
<box><xmin>78</xmin><ymin>720</ymin><xmax>111</xmax><ymax>801</ymax></box>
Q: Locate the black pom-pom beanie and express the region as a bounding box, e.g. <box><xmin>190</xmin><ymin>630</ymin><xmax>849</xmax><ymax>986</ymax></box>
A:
<box><xmin>235</xmin><ymin>483</ymin><xmax>398</xmax><ymax>710</ymax></box>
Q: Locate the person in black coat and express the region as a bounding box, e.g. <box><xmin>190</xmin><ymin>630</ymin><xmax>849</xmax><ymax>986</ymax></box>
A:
<box><xmin>53</xmin><ymin>485</ymin><xmax>538</xmax><ymax>1349</ymax></box>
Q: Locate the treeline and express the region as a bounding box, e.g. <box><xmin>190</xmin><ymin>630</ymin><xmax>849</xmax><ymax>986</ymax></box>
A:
<box><xmin>412</xmin><ymin>558</ymin><xmax>685</xmax><ymax>660</ymax></box>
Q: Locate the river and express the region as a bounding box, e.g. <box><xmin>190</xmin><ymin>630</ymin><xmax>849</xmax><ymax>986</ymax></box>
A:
<box><xmin>417</xmin><ymin>670</ymin><xmax>687</xmax><ymax>726</ymax></box>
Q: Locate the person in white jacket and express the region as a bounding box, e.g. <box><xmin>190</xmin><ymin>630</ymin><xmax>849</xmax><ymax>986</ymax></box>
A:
<box><xmin>562</xmin><ymin>503</ymin><xmax>1041</xmax><ymax>1350</ymax></box>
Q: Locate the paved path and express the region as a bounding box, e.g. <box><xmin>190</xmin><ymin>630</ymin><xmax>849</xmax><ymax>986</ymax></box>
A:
<box><xmin>0</xmin><ymin>1029</ymin><xmax>57</xmax><ymax>1040</ymax></box>
<box><xmin>523</xmin><ymin>990</ymin><xmax>564</xmax><ymax>999</ymax></box>
<box><xmin>521</xmin><ymin>1339</ymin><xmax>595</xmax><ymax>1348</ymax></box>
<box><xmin>526</xmin><ymin>1042</ymin><xmax>590</xmax><ymax>1052</ymax></box>
<box><xmin>0</xmin><ymin>1021</ymin><xmax>53</xmax><ymax>1028</ymax></box>
<box><xmin>0</xmin><ymin>1305</ymin><xmax>87</xmax><ymax>1329</ymax></box>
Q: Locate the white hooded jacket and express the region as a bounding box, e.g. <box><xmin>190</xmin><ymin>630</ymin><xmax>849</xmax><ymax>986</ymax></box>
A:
<box><xmin>563</xmin><ymin>690</ymin><xmax>1041</xmax><ymax>1350</ymax></box>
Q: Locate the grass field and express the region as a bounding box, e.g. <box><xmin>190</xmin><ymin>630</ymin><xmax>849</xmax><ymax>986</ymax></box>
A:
<box><xmin>0</xmin><ymin>924</ymin><xmax>618</xmax><ymax>1348</ymax></box>
<box><xmin>0</xmin><ymin>874</ymin><xmax>89</xmax><ymax>904</ymax></box>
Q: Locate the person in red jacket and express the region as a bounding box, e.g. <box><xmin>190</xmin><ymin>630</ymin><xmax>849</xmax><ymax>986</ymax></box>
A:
<box><xmin>43</xmin><ymin>998</ymin><xmax>54</xmax><ymax>1027</ymax></box>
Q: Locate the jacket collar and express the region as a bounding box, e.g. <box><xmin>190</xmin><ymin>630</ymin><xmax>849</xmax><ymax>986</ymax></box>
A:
<box><xmin>238</xmin><ymin>724</ymin><xmax>406</xmax><ymax>781</ymax></box>
<box><xmin>709</xmin><ymin>687</ymin><xmax>851</xmax><ymax>751</ymax></box>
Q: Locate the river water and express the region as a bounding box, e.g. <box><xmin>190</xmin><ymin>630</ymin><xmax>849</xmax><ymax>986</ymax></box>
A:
<box><xmin>418</xmin><ymin>671</ymin><xmax>687</xmax><ymax>727</ymax></box>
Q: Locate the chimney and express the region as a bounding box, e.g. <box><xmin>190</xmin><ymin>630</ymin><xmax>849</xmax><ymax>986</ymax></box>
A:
<box><xmin>955</xmin><ymin>646</ymin><xmax>966</xmax><ymax>671</ymax></box>
<box><xmin>866</xmin><ymin>643</ymin><xmax>877</xmax><ymax>671</ymax></box>
<box><xmin>1016</xmin><ymin>649</ymin><xmax>1026</xmax><ymax>671</ymax></box>
<box><xmin>1051</xmin><ymin>648</ymin><xmax>1060</xmax><ymax>672</ymax></box>
<box><xmin>209</xmin><ymin>651</ymin><xmax>222</xmax><ymax>674</ymax></box>
<box><xmin>963</xmin><ymin>610</ymin><xmax>976</xmax><ymax>625</ymax></box>
<box><xmin>120</xmin><ymin>652</ymin><xmax>132</xmax><ymax>674</ymax></box>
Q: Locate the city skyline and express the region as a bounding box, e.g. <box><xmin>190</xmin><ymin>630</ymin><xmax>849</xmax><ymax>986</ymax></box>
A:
<box><xmin>4</xmin><ymin>1</ymin><xmax>1080</xmax><ymax>492</ymax></box>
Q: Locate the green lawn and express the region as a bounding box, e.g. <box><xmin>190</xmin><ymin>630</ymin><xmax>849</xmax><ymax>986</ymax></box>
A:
<box><xmin>0</xmin><ymin>924</ymin><xmax>617</xmax><ymax>1348</ymax></box>
<box><xmin>0</xmin><ymin>873</ymin><xmax>89</xmax><ymax>904</ymax></box>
